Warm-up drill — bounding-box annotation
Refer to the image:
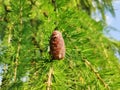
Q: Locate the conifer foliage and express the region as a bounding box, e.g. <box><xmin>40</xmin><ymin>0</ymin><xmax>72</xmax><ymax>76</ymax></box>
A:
<box><xmin>0</xmin><ymin>0</ymin><xmax>120</xmax><ymax>90</ymax></box>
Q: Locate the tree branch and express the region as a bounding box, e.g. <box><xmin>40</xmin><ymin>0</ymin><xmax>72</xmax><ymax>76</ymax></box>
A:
<box><xmin>83</xmin><ymin>59</ymin><xmax>110</xmax><ymax>90</ymax></box>
<box><xmin>14</xmin><ymin>41</ymin><xmax>21</xmax><ymax>82</ymax></box>
<box><xmin>47</xmin><ymin>67</ymin><xmax>53</xmax><ymax>90</ymax></box>
<box><xmin>14</xmin><ymin>3</ymin><xmax>23</xmax><ymax>82</ymax></box>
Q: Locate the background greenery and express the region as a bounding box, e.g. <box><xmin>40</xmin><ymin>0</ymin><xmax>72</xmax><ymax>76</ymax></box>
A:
<box><xmin>0</xmin><ymin>0</ymin><xmax>120</xmax><ymax>90</ymax></box>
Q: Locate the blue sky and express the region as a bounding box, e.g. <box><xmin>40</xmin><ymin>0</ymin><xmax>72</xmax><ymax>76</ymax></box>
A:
<box><xmin>92</xmin><ymin>0</ymin><xmax>120</xmax><ymax>41</ymax></box>
<box><xmin>105</xmin><ymin>0</ymin><xmax>120</xmax><ymax>41</ymax></box>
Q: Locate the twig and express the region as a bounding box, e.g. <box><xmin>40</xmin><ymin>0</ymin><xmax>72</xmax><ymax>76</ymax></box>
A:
<box><xmin>14</xmin><ymin>3</ymin><xmax>23</xmax><ymax>82</ymax></box>
<box><xmin>47</xmin><ymin>67</ymin><xmax>53</xmax><ymax>90</ymax></box>
<box><xmin>83</xmin><ymin>59</ymin><xmax>110</xmax><ymax>90</ymax></box>
<box><xmin>101</xmin><ymin>43</ymin><xmax>108</xmax><ymax>58</ymax></box>
<box><xmin>14</xmin><ymin>41</ymin><xmax>21</xmax><ymax>82</ymax></box>
<box><xmin>8</xmin><ymin>26</ymin><xmax>12</xmax><ymax>44</ymax></box>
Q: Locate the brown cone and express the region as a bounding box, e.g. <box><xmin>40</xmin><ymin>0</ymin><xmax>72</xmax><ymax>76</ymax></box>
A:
<box><xmin>49</xmin><ymin>30</ymin><xmax>65</xmax><ymax>60</ymax></box>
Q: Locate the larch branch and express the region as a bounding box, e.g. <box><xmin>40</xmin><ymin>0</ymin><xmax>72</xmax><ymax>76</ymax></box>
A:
<box><xmin>47</xmin><ymin>67</ymin><xmax>53</xmax><ymax>90</ymax></box>
<box><xmin>84</xmin><ymin>59</ymin><xmax>110</xmax><ymax>90</ymax></box>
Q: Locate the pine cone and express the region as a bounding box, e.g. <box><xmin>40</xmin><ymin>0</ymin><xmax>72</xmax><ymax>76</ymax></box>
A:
<box><xmin>50</xmin><ymin>30</ymin><xmax>65</xmax><ymax>60</ymax></box>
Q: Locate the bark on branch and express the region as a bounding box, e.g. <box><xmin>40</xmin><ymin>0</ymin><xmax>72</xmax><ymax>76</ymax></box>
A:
<box><xmin>47</xmin><ymin>67</ymin><xmax>53</xmax><ymax>90</ymax></box>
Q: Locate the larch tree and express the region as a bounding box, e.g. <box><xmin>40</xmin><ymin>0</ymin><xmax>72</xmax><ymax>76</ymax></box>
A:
<box><xmin>0</xmin><ymin>0</ymin><xmax>120</xmax><ymax>90</ymax></box>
